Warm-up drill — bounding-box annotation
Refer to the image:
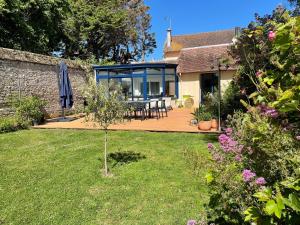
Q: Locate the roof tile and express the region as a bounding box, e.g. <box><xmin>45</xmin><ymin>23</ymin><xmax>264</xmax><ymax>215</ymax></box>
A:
<box><xmin>165</xmin><ymin>29</ymin><xmax>235</xmax><ymax>52</ymax></box>
<box><xmin>177</xmin><ymin>45</ymin><xmax>237</xmax><ymax>73</ymax></box>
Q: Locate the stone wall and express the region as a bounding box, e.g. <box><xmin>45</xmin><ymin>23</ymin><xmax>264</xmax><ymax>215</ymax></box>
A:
<box><xmin>0</xmin><ymin>47</ymin><xmax>89</xmax><ymax>117</ymax></box>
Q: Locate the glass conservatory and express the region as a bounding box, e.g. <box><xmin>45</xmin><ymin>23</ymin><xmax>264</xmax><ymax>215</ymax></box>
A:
<box><xmin>93</xmin><ymin>63</ymin><xmax>178</xmax><ymax>100</ymax></box>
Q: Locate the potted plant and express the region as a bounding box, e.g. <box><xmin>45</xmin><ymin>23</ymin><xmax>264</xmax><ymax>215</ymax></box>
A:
<box><xmin>191</xmin><ymin>105</ymin><xmax>205</xmax><ymax>123</ymax></box>
<box><xmin>204</xmin><ymin>92</ymin><xmax>219</xmax><ymax>130</ymax></box>
<box><xmin>211</xmin><ymin>116</ymin><xmax>218</xmax><ymax>130</ymax></box>
<box><xmin>197</xmin><ymin>112</ymin><xmax>212</xmax><ymax>131</ymax></box>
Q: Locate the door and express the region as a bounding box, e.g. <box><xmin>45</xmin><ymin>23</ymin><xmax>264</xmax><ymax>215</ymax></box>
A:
<box><xmin>200</xmin><ymin>73</ymin><xmax>219</xmax><ymax>103</ymax></box>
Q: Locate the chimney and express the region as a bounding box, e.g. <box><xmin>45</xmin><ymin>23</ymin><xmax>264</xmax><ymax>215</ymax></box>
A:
<box><xmin>235</xmin><ymin>27</ymin><xmax>241</xmax><ymax>37</ymax></box>
<box><xmin>167</xmin><ymin>28</ymin><xmax>172</xmax><ymax>48</ymax></box>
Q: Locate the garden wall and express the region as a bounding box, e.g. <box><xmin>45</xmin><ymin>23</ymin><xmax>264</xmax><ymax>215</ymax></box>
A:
<box><xmin>0</xmin><ymin>47</ymin><xmax>90</xmax><ymax>117</ymax></box>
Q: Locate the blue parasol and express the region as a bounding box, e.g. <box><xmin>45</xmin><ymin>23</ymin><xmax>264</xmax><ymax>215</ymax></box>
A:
<box><xmin>59</xmin><ymin>61</ymin><xmax>73</xmax><ymax>117</ymax></box>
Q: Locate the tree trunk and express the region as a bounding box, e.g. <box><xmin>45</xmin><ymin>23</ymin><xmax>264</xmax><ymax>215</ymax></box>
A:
<box><xmin>104</xmin><ymin>130</ymin><xmax>108</xmax><ymax>176</ymax></box>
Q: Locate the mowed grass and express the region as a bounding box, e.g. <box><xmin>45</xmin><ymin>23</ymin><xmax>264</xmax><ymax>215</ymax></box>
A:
<box><xmin>0</xmin><ymin>129</ymin><xmax>214</xmax><ymax>225</ymax></box>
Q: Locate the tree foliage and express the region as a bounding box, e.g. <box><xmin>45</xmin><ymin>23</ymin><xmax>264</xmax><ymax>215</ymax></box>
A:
<box><xmin>0</xmin><ymin>0</ymin><xmax>69</xmax><ymax>54</ymax></box>
<box><xmin>0</xmin><ymin>0</ymin><xmax>156</xmax><ymax>62</ymax></box>
<box><xmin>83</xmin><ymin>79</ymin><xmax>127</xmax><ymax>176</ymax></box>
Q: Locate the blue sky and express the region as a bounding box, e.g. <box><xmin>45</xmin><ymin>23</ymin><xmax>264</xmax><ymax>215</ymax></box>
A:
<box><xmin>145</xmin><ymin>0</ymin><xmax>291</xmax><ymax>60</ymax></box>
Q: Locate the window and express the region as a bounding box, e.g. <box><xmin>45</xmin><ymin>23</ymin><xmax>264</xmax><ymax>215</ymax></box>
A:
<box><xmin>132</xmin><ymin>77</ymin><xmax>143</xmax><ymax>100</ymax></box>
<box><xmin>109</xmin><ymin>69</ymin><xmax>131</xmax><ymax>76</ymax></box>
<box><xmin>147</xmin><ymin>75</ymin><xmax>162</xmax><ymax>97</ymax></box>
<box><xmin>147</xmin><ymin>68</ymin><xmax>162</xmax><ymax>75</ymax></box>
<box><xmin>97</xmin><ymin>70</ymin><xmax>108</xmax><ymax>76</ymax></box>
<box><xmin>201</xmin><ymin>73</ymin><xmax>219</xmax><ymax>103</ymax></box>
<box><xmin>165</xmin><ymin>75</ymin><xmax>175</xmax><ymax>97</ymax></box>
<box><xmin>108</xmin><ymin>78</ymin><xmax>133</xmax><ymax>100</ymax></box>
<box><xmin>120</xmin><ymin>78</ymin><xmax>132</xmax><ymax>100</ymax></box>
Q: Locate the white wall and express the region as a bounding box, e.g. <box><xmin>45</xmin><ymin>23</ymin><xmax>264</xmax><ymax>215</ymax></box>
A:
<box><xmin>178</xmin><ymin>70</ymin><xmax>236</xmax><ymax>107</ymax></box>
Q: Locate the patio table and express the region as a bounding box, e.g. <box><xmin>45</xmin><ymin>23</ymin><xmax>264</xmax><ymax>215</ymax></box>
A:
<box><xmin>126</xmin><ymin>99</ymin><xmax>159</xmax><ymax>120</ymax></box>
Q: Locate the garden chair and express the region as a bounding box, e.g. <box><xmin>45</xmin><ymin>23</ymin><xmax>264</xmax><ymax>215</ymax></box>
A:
<box><xmin>133</xmin><ymin>102</ymin><xmax>147</xmax><ymax>121</ymax></box>
<box><xmin>161</xmin><ymin>97</ymin><xmax>172</xmax><ymax>110</ymax></box>
<box><xmin>158</xmin><ymin>99</ymin><xmax>168</xmax><ymax>118</ymax></box>
<box><xmin>147</xmin><ymin>99</ymin><xmax>160</xmax><ymax>119</ymax></box>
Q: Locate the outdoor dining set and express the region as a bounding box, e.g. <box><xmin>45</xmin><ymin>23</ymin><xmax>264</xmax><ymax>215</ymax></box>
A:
<box><xmin>125</xmin><ymin>97</ymin><xmax>172</xmax><ymax>121</ymax></box>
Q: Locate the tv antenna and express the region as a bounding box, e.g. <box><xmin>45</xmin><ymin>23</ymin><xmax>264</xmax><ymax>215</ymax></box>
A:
<box><xmin>164</xmin><ymin>17</ymin><xmax>172</xmax><ymax>29</ymax></box>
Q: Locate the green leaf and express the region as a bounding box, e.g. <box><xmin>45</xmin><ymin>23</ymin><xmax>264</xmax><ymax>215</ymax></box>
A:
<box><xmin>275</xmin><ymin>194</ymin><xmax>285</xmax><ymax>218</ymax></box>
<box><xmin>263</xmin><ymin>77</ymin><xmax>275</xmax><ymax>85</ymax></box>
<box><xmin>281</xmin><ymin>178</ymin><xmax>300</xmax><ymax>191</ymax></box>
<box><xmin>265</xmin><ymin>200</ymin><xmax>277</xmax><ymax>215</ymax></box>
<box><xmin>244</xmin><ymin>206</ymin><xmax>260</xmax><ymax>222</ymax></box>
<box><xmin>257</xmin><ymin>95</ymin><xmax>265</xmax><ymax>103</ymax></box>
<box><xmin>284</xmin><ymin>193</ymin><xmax>300</xmax><ymax>212</ymax></box>
<box><xmin>278</xmin><ymin>90</ymin><xmax>294</xmax><ymax>101</ymax></box>
<box><xmin>205</xmin><ymin>172</ymin><xmax>214</xmax><ymax>184</ymax></box>
<box><xmin>253</xmin><ymin>188</ymin><xmax>272</xmax><ymax>202</ymax></box>
<box><xmin>249</xmin><ymin>92</ymin><xmax>259</xmax><ymax>99</ymax></box>
<box><xmin>264</xmin><ymin>199</ymin><xmax>284</xmax><ymax>219</ymax></box>
<box><xmin>240</xmin><ymin>99</ymin><xmax>249</xmax><ymax>108</ymax></box>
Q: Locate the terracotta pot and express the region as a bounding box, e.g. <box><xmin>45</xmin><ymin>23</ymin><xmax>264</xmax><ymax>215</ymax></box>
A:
<box><xmin>198</xmin><ymin>121</ymin><xmax>212</xmax><ymax>131</ymax></box>
<box><xmin>211</xmin><ymin>119</ymin><xmax>218</xmax><ymax>129</ymax></box>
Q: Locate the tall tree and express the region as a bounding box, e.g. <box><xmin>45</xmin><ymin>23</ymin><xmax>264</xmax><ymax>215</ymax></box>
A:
<box><xmin>123</xmin><ymin>0</ymin><xmax>156</xmax><ymax>62</ymax></box>
<box><xmin>0</xmin><ymin>0</ymin><xmax>156</xmax><ymax>62</ymax></box>
<box><xmin>288</xmin><ymin>0</ymin><xmax>300</xmax><ymax>15</ymax></box>
<box><xmin>65</xmin><ymin>0</ymin><xmax>156</xmax><ymax>63</ymax></box>
<box><xmin>0</xmin><ymin>0</ymin><xmax>69</xmax><ymax>54</ymax></box>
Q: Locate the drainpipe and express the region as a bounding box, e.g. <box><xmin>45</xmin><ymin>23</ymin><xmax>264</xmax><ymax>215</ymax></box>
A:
<box><xmin>218</xmin><ymin>64</ymin><xmax>221</xmax><ymax>132</ymax></box>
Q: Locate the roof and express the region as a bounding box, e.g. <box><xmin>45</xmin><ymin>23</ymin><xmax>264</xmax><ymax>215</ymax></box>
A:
<box><xmin>93</xmin><ymin>62</ymin><xmax>177</xmax><ymax>70</ymax></box>
<box><xmin>165</xmin><ymin>29</ymin><xmax>235</xmax><ymax>53</ymax></box>
<box><xmin>177</xmin><ymin>44</ymin><xmax>237</xmax><ymax>74</ymax></box>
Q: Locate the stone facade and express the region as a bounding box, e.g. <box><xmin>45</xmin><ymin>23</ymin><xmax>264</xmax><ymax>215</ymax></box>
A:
<box><xmin>0</xmin><ymin>48</ymin><xmax>89</xmax><ymax>117</ymax></box>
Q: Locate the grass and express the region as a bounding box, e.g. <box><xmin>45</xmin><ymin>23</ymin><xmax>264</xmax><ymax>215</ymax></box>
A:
<box><xmin>0</xmin><ymin>129</ymin><xmax>215</xmax><ymax>225</ymax></box>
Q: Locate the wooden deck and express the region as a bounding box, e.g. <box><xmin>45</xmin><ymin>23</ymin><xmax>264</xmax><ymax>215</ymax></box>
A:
<box><xmin>35</xmin><ymin>109</ymin><xmax>217</xmax><ymax>133</ymax></box>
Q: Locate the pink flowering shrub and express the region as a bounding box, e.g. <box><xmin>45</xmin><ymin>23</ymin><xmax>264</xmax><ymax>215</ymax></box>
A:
<box><xmin>201</xmin><ymin>7</ymin><xmax>300</xmax><ymax>225</ymax></box>
<box><xmin>204</xmin><ymin>109</ymin><xmax>300</xmax><ymax>224</ymax></box>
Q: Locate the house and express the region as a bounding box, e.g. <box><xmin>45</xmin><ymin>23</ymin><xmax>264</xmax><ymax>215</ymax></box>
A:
<box><xmin>92</xmin><ymin>28</ymin><xmax>238</xmax><ymax>108</ymax></box>
<box><xmin>163</xmin><ymin>28</ymin><xmax>238</xmax><ymax>106</ymax></box>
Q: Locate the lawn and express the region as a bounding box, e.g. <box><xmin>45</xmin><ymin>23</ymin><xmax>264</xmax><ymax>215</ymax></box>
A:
<box><xmin>0</xmin><ymin>129</ymin><xmax>215</xmax><ymax>225</ymax></box>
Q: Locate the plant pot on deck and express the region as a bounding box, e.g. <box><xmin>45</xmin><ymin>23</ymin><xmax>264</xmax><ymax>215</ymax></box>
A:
<box><xmin>211</xmin><ymin>119</ymin><xmax>218</xmax><ymax>129</ymax></box>
<box><xmin>198</xmin><ymin>120</ymin><xmax>212</xmax><ymax>131</ymax></box>
<box><xmin>32</xmin><ymin>120</ymin><xmax>39</xmax><ymax>126</ymax></box>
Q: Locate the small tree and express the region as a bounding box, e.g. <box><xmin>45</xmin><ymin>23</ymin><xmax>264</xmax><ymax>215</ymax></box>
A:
<box><xmin>84</xmin><ymin>79</ymin><xmax>126</xmax><ymax>176</ymax></box>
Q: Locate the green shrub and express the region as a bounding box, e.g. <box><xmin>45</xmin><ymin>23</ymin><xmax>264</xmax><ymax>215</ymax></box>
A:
<box><xmin>221</xmin><ymin>81</ymin><xmax>245</xmax><ymax>119</ymax></box>
<box><xmin>204</xmin><ymin>108</ymin><xmax>300</xmax><ymax>224</ymax></box>
<box><xmin>0</xmin><ymin>116</ymin><xmax>29</xmax><ymax>133</ymax></box>
<box><xmin>201</xmin><ymin>8</ymin><xmax>300</xmax><ymax>225</ymax></box>
<box><xmin>203</xmin><ymin>91</ymin><xmax>219</xmax><ymax>119</ymax></box>
<box><xmin>14</xmin><ymin>96</ymin><xmax>46</xmax><ymax>124</ymax></box>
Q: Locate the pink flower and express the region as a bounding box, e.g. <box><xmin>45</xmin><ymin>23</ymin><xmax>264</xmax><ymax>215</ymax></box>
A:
<box><xmin>225</xmin><ymin>128</ymin><xmax>233</xmax><ymax>136</ymax></box>
<box><xmin>296</xmin><ymin>136</ymin><xmax>300</xmax><ymax>141</ymax></box>
<box><xmin>255</xmin><ymin>177</ymin><xmax>267</xmax><ymax>186</ymax></box>
<box><xmin>256</xmin><ymin>71</ymin><xmax>263</xmax><ymax>77</ymax></box>
<box><xmin>268</xmin><ymin>31</ymin><xmax>276</xmax><ymax>41</ymax></box>
<box><xmin>235</xmin><ymin>154</ymin><xmax>242</xmax><ymax>162</ymax></box>
<box><xmin>242</xmin><ymin>169</ymin><xmax>256</xmax><ymax>182</ymax></box>
<box><xmin>187</xmin><ymin>220</ymin><xmax>197</xmax><ymax>225</ymax></box>
<box><xmin>207</xmin><ymin>143</ymin><xmax>214</xmax><ymax>150</ymax></box>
